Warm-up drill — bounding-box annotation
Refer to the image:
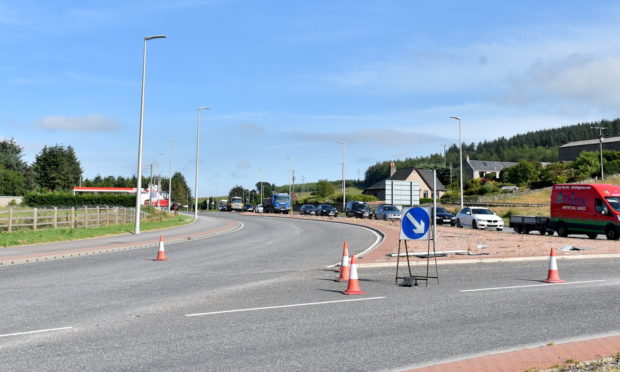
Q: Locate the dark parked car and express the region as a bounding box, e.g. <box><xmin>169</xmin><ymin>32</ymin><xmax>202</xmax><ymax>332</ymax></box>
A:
<box><xmin>244</xmin><ymin>203</ymin><xmax>254</xmax><ymax>212</ymax></box>
<box><xmin>299</xmin><ymin>204</ymin><xmax>316</xmax><ymax>215</ymax></box>
<box><xmin>315</xmin><ymin>204</ymin><xmax>338</xmax><ymax>217</ymax></box>
<box><xmin>434</xmin><ymin>206</ymin><xmax>455</xmax><ymax>225</ymax></box>
<box><xmin>345</xmin><ymin>201</ymin><xmax>372</xmax><ymax>218</ymax></box>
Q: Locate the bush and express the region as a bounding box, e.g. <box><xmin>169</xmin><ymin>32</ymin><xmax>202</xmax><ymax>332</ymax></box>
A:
<box><xmin>334</xmin><ymin>194</ymin><xmax>378</xmax><ymax>203</ymax></box>
<box><xmin>24</xmin><ymin>192</ymin><xmax>135</xmax><ymax>207</ymax></box>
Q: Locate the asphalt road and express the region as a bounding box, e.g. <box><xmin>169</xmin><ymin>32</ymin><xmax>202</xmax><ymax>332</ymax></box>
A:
<box><xmin>0</xmin><ymin>213</ymin><xmax>618</xmax><ymax>371</ymax></box>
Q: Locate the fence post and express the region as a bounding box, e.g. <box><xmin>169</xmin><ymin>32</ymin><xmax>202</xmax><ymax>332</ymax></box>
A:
<box><xmin>71</xmin><ymin>207</ymin><xmax>75</xmax><ymax>229</ymax></box>
<box><xmin>8</xmin><ymin>208</ymin><xmax>13</xmax><ymax>233</ymax></box>
<box><xmin>84</xmin><ymin>206</ymin><xmax>88</xmax><ymax>228</ymax></box>
<box><xmin>33</xmin><ymin>207</ymin><xmax>38</xmax><ymax>231</ymax></box>
<box><xmin>115</xmin><ymin>207</ymin><xmax>119</xmax><ymax>225</ymax></box>
<box><xmin>96</xmin><ymin>206</ymin><xmax>100</xmax><ymax>227</ymax></box>
<box><xmin>53</xmin><ymin>207</ymin><xmax>58</xmax><ymax>229</ymax></box>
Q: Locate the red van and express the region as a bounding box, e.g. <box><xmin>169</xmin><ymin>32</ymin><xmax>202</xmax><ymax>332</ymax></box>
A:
<box><xmin>551</xmin><ymin>184</ymin><xmax>620</xmax><ymax>240</ymax></box>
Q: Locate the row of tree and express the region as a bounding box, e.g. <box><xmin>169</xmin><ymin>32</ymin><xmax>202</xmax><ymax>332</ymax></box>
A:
<box><xmin>0</xmin><ymin>138</ymin><xmax>193</xmax><ymax>206</ymax></box>
<box><xmin>363</xmin><ymin>119</ymin><xmax>620</xmax><ymax>188</ymax></box>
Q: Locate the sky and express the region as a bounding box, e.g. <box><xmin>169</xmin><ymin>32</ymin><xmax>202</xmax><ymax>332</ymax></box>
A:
<box><xmin>3</xmin><ymin>0</ymin><xmax>620</xmax><ymax>197</ymax></box>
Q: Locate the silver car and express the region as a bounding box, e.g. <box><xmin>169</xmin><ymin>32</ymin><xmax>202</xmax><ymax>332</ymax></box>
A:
<box><xmin>374</xmin><ymin>205</ymin><xmax>401</xmax><ymax>220</ymax></box>
<box><xmin>455</xmin><ymin>207</ymin><xmax>504</xmax><ymax>231</ymax></box>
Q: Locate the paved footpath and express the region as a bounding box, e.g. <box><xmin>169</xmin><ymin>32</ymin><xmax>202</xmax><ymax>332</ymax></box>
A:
<box><xmin>1</xmin><ymin>212</ymin><xmax>618</xmax><ymax>371</ymax></box>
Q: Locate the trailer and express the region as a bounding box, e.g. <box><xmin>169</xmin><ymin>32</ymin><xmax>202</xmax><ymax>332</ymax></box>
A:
<box><xmin>509</xmin><ymin>216</ymin><xmax>553</xmax><ymax>235</ymax></box>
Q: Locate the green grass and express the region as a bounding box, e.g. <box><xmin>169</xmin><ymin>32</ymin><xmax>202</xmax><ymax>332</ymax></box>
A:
<box><xmin>0</xmin><ymin>214</ymin><xmax>193</xmax><ymax>248</ymax></box>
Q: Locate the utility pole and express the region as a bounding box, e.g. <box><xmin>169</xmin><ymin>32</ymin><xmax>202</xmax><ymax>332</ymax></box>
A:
<box><xmin>598</xmin><ymin>125</ymin><xmax>607</xmax><ymax>180</ymax></box>
<box><xmin>442</xmin><ymin>144</ymin><xmax>447</xmax><ymax>167</ymax></box>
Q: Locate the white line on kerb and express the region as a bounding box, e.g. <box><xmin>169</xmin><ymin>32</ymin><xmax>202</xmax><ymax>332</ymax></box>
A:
<box><xmin>0</xmin><ymin>326</ymin><xmax>73</xmax><ymax>338</ymax></box>
<box><xmin>461</xmin><ymin>280</ymin><xmax>606</xmax><ymax>293</ymax></box>
<box><xmin>185</xmin><ymin>297</ymin><xmax>386</xmax><ymax>317</ymax></box>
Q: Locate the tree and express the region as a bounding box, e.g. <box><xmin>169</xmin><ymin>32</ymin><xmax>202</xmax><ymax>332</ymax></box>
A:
<box><xmin>571</xmin><ymin>151</ymin><xmax>600</xmax><ymax>180</ymax></box>
<box><xmin>315</xmin><ymin>179</ymin><xmax>335</xmax><ymax>197</ymax></box>
<box><xmin>171</xmin><ymin>172</ymin><xmax>191</xmax><ymax>205</ymax></box>
<box><xmin>0</xmin><ymin>138</ymin><xmax>27</xmax><ymax>172</ymax></box>
<box><xmin>501</xmin><ymin>160</ymin><xmax>542</xmax><ymax>186</ymax></box>
<box><xmin>0</xmin><ymin>166</ymin><xmax>26</xmax><ymax>195</ymax></box>
<box><xmin>228</xmin><ymin>185</ymin><xmax>246</xmax><ymax>199</ymax></box>
<box><xmin>32</xmin><ymin>145</ymin><xmax>82</xmax><ymax>191</ymax></box>
<box><xmin>255</xmin><ymin>181</ymin><xmax>274</xmax><ymax>198</ymax></box>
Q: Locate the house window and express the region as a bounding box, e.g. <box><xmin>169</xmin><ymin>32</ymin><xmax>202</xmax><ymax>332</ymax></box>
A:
<box><xmin>423</xmin><ymin>190</ymin><xmax>429</xmax><ymax>198</ymax></box>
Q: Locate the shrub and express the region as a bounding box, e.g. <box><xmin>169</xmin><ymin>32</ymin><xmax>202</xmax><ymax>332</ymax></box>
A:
<box><xmin>24</xmin><ymin>192</ymin><xmax>135</xmax><ymax>207</ymax></box>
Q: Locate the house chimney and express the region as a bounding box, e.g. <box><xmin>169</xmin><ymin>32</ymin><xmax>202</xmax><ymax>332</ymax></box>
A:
<box><xmin>390</xmin><ymin>161</ymin><xmax>396</xmax><ymax>177</ymax></box>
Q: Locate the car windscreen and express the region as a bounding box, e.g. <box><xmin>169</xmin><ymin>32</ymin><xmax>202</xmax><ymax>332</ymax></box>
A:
<box><xmin>471</xmin><ymin>208</ymin><xmax>493</xmax><ymax>215</ymax></box>
<box><xmin>605</xmin><ymin>197</ymin><xmax>620</xmax><ymax>212</ymax></box>
<box><xmin>274</xmin><ymin>196</ymin><xmax>289</xmax><ymax>203</ymax></box>
<box><xmin>436</xmin><ymin>207</ymin><xmax>448</xmax><ymax>213</ymax></box>
<box><xmin>231</xmin><ymin>197</ymin><xmax>242</xmax><ymax>203</ymax></box>
<box><xmin>383</xmin><ymin>206</ymin><xmax>398</xmax><ymax>211</ymax></box>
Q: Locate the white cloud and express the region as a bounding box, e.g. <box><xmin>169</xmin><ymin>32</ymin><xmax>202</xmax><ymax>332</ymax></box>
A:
<box><xmin>35</xmin><ymin>114</ymin><xmax>121</xmax><ymax>132</ymax></box>
<box><xmin>237</xmin><ymin>160</ymin><xmax>251</xmax><ymax>169</ymax></box>
<box><xmin>289</xmin><ymin>128</ymin><xmax>450</xmax><ymax>147</ymax></box>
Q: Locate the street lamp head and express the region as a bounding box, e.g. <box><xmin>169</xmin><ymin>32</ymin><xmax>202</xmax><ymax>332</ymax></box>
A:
<box><xmin>197</xmin><ymin>107</ymin><xmax>210</xmax><ymax>111</ymax></box>
<box><xmin>449</xmin><ymin>116</ymin><xmax>461</xmax><ymax>121</ymax></box>
<box><xmin>145</xmin><ymin>35</ymin><xmax>167</xmax><ymax>40</ymax></box>
<box><xmin>337</xmin><ymin>141</ymin><xmax>345</xmax><ymax>145</ymax></box>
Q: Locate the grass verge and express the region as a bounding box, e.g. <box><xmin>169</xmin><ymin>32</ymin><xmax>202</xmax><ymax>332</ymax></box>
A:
<box><xmin>0</xmin><ymin>214</ymin><xmax>193</xmax><ymax>248</ymax></box>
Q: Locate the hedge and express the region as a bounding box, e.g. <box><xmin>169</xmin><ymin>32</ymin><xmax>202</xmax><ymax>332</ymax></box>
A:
<box><xmin>23</xmin><ymin>192</ymin><xmax>135</xmax><ymax>207</ymax></box>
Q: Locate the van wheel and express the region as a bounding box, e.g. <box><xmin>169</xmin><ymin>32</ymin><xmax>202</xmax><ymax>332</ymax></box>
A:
<box><xmin>515</xmin><ymin>225</ymin><xmax>522</xmax><ymax>234</ymax></box>
<box><xmin>556</xmin><ymin>223</ymin><xmax>569</xmax><ymax>237</ymax></box>
<box><xmin>605</xmin><ymin>226</ymin><xmax>619</xmax><ymax>240</ymax></box>
<box><xmin>587</xmin><ymin>232</ymin><xmax>598</xmax><ymax>239</ymax></box>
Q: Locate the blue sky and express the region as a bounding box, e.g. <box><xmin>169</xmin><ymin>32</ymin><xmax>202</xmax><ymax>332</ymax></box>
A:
<box><xmin>3</xmin><ymin>1</ymin><xmax>620</xmax><ymax>197</ymax></box>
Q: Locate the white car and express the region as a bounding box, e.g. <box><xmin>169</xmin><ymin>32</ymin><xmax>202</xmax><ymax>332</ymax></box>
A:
<box><xmin>254</xmin><ymin>204</ymin><xmax>264</xmax><ymax>213</ymax></box>
<box><xmin>455</xmin><ymin>207</ymin><xmax>504</xmax><ymax>231</ymax></box>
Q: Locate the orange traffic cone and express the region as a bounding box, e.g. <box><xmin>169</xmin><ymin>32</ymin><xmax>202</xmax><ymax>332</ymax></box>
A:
<box><xmin>154</xmin><ymin>235</ymin><xmax>168</xmax><ymax>261</ymax></box>
<box><xmin>543</xmin><ymin>248</ymin><xmax>564</xmax><ymax>283</ymax></box>
<box><xmin>337</xmin><ymin>242</ymin><xmax>350</xmax><ymax>282</ymax></box>
<box><xmin>343</xmin><ymin>255</ymin><xmax>366</xmax><ymax>295</ymax></box>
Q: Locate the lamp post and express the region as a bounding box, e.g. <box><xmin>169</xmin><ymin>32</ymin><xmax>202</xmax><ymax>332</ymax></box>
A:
<box><xmin>259</xmin><ymin>167</ymin><xmax>263</xmax><ymax>203</ymax></box>
<box><xmin>450</xmin><ymin>116</ymin><xmax>464</xmax><ymax>210</ymax></box>
<box><xmin>167</xmin><ymin>139</ymin><xmax>179</xmax><ymax>212</ymax></box>
<box><xmin>598</xmin><ymin>125</ymin><xmax>606</xmax><ymax>180</ymax></box>
<box><xmin>195</xmin><ymin>107</ymin><xmax>210</xmax><ymax>220</ymax></box>
<box><xmin>134</xmin><ymin>34</ymin><xmax>166</xmax><ymax>235</ymax></box>
<box><xmin>337</xmin><ymin>141</ymin><xmax>346</xmax><ymax>211</ymax></box>
<box><xmin>286</xmin><ymin>157</ymin><xmax>292</xmax><ymax>196</ymax></box>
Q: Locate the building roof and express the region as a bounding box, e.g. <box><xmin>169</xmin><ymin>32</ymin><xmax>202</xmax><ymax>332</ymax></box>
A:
<box><xmin>559</xmin><ymin>136</ymin><xmax>620</xmax><ymax>148</ymax></box>
<box><xmin>467</xmin><ymin>159</ymin><xmax>517</xmax><ymax>172</ymax></box>
<box><xmin>364</xmin><ymin>167</ymin><xmax>445</xmax><ymax>191</ymax></box>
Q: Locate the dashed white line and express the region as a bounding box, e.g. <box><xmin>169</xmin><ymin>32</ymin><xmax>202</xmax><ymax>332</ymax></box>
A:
<box><xmin>0</xmin><ymin>326</ymin><xmax>73</xmax><ymax>338</ymax></box>
<box><xmin>461</xmin><ymin>280</ymin><xmax>606</xmax><ymax>293</ymax></box>
<box><xmin>185</xmin><ymin>297</ymin><xmax>386</xmax><ymax>317</ymax></box>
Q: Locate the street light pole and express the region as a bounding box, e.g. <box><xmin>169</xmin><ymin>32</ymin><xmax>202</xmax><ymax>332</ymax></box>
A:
<box><xmin>450</xmin><ymin>116</ymin><xmax>464</xmax><ymax>210</ymax></box>
<box><xmin>337</xmin><ymin>141</ymin><xmax>346</xmax><ymax>211</ymax></box>
<box><xmin>598</xmin><ymin>125</ymin><xmax>606</xmax><ymax>180</ymax></box>
<box><xmin>195</xmin><ymin>107</ymin><xmax>210</xmax><ymax>220</ymax></box>
<box><xmin>168</xmin><ymin>138</ymin><xmax>179</xmax><ymax>212</ymax></box>
<box><xmin>259</xmin><ymin>167</ymin><xmax>263</xmax><ymax>203</ymax></box>
<box><xmin>134</xmin><ymin>34</ymin><xmax>166</xmax><ymax>235</ymax></box>
<box><xmin>286</xmin><ymin>157</ymin><xmax>292</xmax><ymax>196</ymax></box>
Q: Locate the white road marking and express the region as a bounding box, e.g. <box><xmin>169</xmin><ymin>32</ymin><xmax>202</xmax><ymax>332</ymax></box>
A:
<box><xmin>0</xmin><ymin>326</ymin><xmax>73</xmax><ymax>338</ymax></box>
<box><xmin>185</xmin><ymin>297</ymin><xmax>386</xmax><ymax>317</ymax></box>
<box><xmin>461</xmin><ymin>280</ymin><xmax>606</xmax><ymax>293</ymax></box>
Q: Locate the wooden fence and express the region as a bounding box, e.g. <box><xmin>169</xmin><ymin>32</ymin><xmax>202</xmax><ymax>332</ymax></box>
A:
<box><xmin>0</xmin><ymin>206</ymin><xmax>144</xmax><ymax>233</ymax></box>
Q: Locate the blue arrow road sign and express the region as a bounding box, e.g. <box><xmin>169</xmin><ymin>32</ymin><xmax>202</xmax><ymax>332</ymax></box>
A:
<box><xmin>400</xmin><ymin>207</ymin><xmax>430</xmax><ymax>240</ymax></box>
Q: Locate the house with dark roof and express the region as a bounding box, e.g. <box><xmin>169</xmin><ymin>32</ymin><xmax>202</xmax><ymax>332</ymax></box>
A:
<box><xmin>363</xmin><ymin>162</ymin><xmax>445</xmax><ymax>201</ymax></box>
<box><xmin>464</xmin><ymin>157</ymin><xmax>517</xmax><ymax>180</ymax></box>
<box><xmin>558</xmin><ymin>136</ymin><xmax>620</xmax><ymax>161</ymax></box>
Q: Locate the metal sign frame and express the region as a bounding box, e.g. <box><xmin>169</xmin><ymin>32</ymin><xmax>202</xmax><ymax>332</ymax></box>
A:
<box><xmin>395</xmin><ymin>170</ymin><xmax>440</xmax><ymax>287</ymax></box>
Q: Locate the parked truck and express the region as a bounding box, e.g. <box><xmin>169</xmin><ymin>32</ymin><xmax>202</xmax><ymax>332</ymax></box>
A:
<box><xmin>263</xmin><ymin>193</ymin><xmax>291</xmax><ymax>214</ymax></box>
<box><xmin>227</xmin><ymin>196</ymin><xmax>244</xmax><ymax>212</ymax></box>
<box><xmin>509</xmin><ymin>183</ymin><xmax>620</xmax><ymax>240</ymax></box>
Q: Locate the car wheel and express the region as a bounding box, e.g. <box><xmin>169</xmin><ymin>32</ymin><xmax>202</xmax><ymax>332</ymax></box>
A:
<box><xmin>456</xmin><ymin>219</ymin><xmax>462</xmax><ymax>228</ymax></box>
<box><xmin>472</xmin><ymin>220</ymin><xmax>478</xmax><ymax>229</ymax></box>
<box><xmin>605</xmin><ymin>226</ymin><xmax>619</xmax><ymax>240</ymax></box>
<box><xmin>586</xmin><ymin>232</ymin><xmax>598</xmax><ymax>239</ymax></box>
<box><xmin>556</xmin><ymin>223</ymin><xmax>569</xmax><ymax>237</ymax></box>
<box><xmin>496</xmin><ymin>228</ymin><xmax>503</xmax><ymax>231</ymax></box>
<box><xmin>450</xmin><ymin>220</ymin><xmax>455</xmax><ymax>227</ymax></box>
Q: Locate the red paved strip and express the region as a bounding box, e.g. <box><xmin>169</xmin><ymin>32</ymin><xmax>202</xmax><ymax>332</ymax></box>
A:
<box><xmin>406</xmin><ymin>335</ymin><xmax>620</xmax><ymax>372</ymax></box>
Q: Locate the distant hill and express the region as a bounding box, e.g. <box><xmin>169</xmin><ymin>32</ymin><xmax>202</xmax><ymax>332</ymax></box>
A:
<box><xmin>364</xmin><ymin>118</ymin><xmax>620</xmax><ymax>187</ymax></box>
